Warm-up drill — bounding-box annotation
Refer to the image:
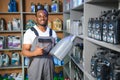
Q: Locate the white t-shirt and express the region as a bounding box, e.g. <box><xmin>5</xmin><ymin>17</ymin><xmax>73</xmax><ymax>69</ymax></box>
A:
<box><xmin>23</xmin><ymin>25</ymin><xmax>57</xmax><ymax>44</ymax></box>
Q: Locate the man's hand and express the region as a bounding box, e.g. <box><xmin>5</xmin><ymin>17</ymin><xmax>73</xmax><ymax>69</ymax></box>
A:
<box><xmin>33</xmin><ymin>46</ymin><xmax>44</xmax><ymax>56</ymax></box>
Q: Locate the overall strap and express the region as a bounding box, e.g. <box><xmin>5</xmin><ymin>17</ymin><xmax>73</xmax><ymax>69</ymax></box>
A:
<box><xmin>31</xmin><ymin>27</ymin><xmax>52</xmax><ymax>36</ymax></box>
<box><xmin>49</xmin><ymin>28</ymin><xmax>52</xmax><ymax>36</ymax></box>
<box><xmin>31</xmin><ymin>27</ymin><xmax>39</xmax><ymax>36</ymax></box>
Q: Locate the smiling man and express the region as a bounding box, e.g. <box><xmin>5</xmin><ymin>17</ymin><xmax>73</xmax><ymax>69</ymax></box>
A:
<box><xmin>22</xmin><ymin>7</ymin><xmax>57</xmax><ymax>80</ymax></box>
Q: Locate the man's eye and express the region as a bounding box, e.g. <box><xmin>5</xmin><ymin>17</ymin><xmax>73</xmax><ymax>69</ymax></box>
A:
<box><xmin>38</xmin><ymin>16</ymin><xmax>47</xmax><ymax>18</ymax></box>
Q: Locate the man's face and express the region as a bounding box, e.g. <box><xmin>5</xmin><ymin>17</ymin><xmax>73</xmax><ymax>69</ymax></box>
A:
<box><xmin>36</xmin><ymin>10</ymin><xmax>48</xmax><ymax>27</ymax></box>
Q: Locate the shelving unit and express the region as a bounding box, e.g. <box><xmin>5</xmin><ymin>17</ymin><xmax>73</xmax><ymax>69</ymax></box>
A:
<box><xmin>0</xmin><ymin>0</ymin><xmax>23</xmax><ymax>79</ymax></box>
<box><xmin>1</xmin><ymin>0</ymin><xmax>120</xmax><ymax>80</ymax></box>
<box><xmin>63</xmin><ymin>0</ymin><xmax>120</xmax><ymax>80</ymax></box>
<box><xmin>0</xmin><ymin>0</ymin><xmax>63</xmax><ymax>80</ymax></box>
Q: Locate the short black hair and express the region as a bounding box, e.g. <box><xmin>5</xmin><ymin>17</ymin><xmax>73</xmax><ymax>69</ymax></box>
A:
<box><xmin>36</xmin><ymin>5</ymin><xmax>48</xmax><ymax>17</ymax></box>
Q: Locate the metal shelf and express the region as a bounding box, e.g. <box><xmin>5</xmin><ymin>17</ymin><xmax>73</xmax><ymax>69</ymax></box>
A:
<box><xmin>86</xmin><ymin>37</ymin><xmax>120</xmax><ymax>52</ymax></box>
<box><xmin>0</xmin><ymin>49</ymin><xmax>22</xmax><ymax>51</ymax></box>
<box><xmin>0</xmin><ymin>31</ymin><xmax>21</xmax><ymax>33</ymax></box>
<box><xmin>69</xmin><ymin>55</ymin><xmax>84</xmax><ymax>72</ymax></box>
<box><xmin>71</xmin><ymin>3</ymin><xmax>84</xmax><ymax>11</ymax></box>
<box><xmin>86</xmin><ymin>0</ymin><xmax>118</xmax><ymax>3</ymax></box>
<box><xmin>22</xmin><ymin>12</ymin><xmax>63</xmax><ymax>15</ymax></box>
<box><xmin>63</xmin><ymin>64</ymin><xmax>70</xmax><ymax>78</ymax></box>
<box><xmin>0</xmin><ymin>12</ymin><xmax>21</xmax><ymax>14</ymax></box>
<box><xmin>63</xmin><ymin>10</ymin><xmax>70</xmax><ymax>14</ymax></box>
<box><xmin>0</xmin><ymin>65</ymin><xmax>22</xmax><ymax>69</ymax></box>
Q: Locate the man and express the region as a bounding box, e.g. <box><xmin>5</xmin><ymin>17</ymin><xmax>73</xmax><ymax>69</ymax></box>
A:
<box><xmin>22</xmin><ymin>7</ymin><xmax>57</xmax><ymax>80</ymax></box>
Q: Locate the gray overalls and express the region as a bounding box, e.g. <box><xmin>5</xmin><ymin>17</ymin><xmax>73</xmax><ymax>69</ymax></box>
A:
<box><xmin>28</xmin><ymin>27</ymin><xmax>55</xmax><ymax>80</ymax></box>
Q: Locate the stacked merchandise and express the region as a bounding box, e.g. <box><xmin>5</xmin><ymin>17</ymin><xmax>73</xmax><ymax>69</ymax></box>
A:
<box><xmin>0</xmin><ymin>73</ymin><xmax>23</xmax><ymax>80</ymax></box>
<box><xmin>0</xmin><ymin>18</ymin><xmax>21</xmax><ymax>31</ymax></box>
<box><xmin>91</xmin><ymin>48</ymin><xmax>120</xmax><ymax>80</ymax></box>
<box><xmin>0</xmin><ymin>52</ymin><xmax>20</xmax><ymax>67</ymax></box>
<box><xmin>8</xmin><ymin>0</ymin><xmax>17</xmax><ymax>12</ymax></box>
<box><xmin>0</xmin><ymin>36</ymin><xmax>21</xmax><ymax>49</ymax></box>
<box><xmin>30</xmin><ymin>0</ymin><xmax>60</xmax><ymax>13</ymax></box>
<box><xmin>53</xmin><ymin>57</ymin><xmax>64</xmax><ymax>80</ymax></box>
<box><xmin>73</xmin><ymin>65</ymin><xmax>83</xmax><ymax>80</ymax></box>
<box><xmin>88</xmin><ymin>9</ymin><xmax>120</xmax><ymax>44</ymax></box>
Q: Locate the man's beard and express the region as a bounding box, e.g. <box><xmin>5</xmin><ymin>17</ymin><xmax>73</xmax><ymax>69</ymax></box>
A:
<box><xmin>39</xmin><ymin>23</ymin><xmax>47</xmax><ymax>27</ymax></box>
<box><xmin>38</xmin><ymin>21</ymin><xmax>48</xmax><ymax>27</ymax></box>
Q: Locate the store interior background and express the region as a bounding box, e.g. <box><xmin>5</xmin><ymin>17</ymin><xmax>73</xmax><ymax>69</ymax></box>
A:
<box><xmin>0</xmin><ymin>0</ymin><xmax>120</xmax><ymax>80</ymax></box>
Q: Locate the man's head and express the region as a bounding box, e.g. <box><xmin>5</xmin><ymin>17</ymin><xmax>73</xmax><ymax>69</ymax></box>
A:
<box><xmin>36</xmin><ymin>7</ymin><xmax>48</xmax><ymax>27</ymax></box>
